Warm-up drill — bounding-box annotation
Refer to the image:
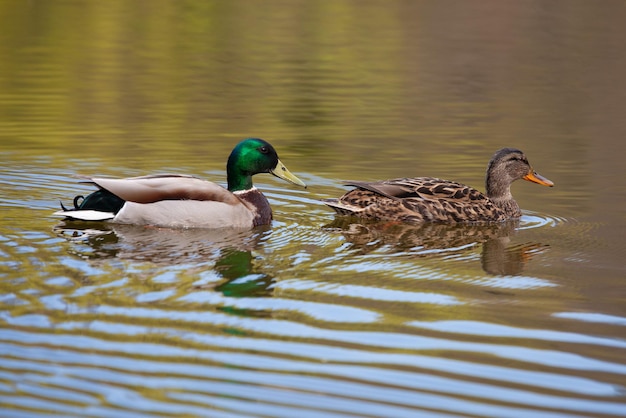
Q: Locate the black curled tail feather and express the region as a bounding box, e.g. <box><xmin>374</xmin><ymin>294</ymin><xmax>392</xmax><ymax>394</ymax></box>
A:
<box><xmin>59</xmin><ymin>195</ymin><xmax>87</xmax><ymax>211</ymax></box>
<box><xmin>59</xmin><ymin>189</ymin><xmax>125</xmax><ymax>214</ymax></box>
<box><xmin>73</xmin><ymin>195</ymin><xmax>84</xmax><ymax>209</ymax></box>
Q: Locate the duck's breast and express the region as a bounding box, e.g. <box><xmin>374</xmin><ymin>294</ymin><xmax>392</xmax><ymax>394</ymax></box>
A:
<box><xmin>234</xmin><ymin>188</ymin><xmax>272</xmax><ymax>226</ymax></box>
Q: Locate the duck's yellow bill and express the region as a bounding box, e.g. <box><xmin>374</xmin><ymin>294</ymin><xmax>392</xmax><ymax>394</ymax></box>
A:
<box><xmin>271</xmin><ymin>159</ymin><xmax>307</xmax><ymax>188</ymax></box>
<box><xmin>523</xmin><ymin>170</ymin><xmax>554</xmax><ymax>187</ymax></box>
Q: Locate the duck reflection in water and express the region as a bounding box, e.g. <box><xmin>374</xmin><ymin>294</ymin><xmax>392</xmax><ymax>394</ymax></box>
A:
<box><xmin>53</xmin><ymin>221</ymin><xmax>275</xmax><ymax>297</ymax></box>
<box><xmin>212</xmin><ymin>249</ymin><xmax>274</xmax><ymax>298</ymax></box>
<box><xmin>324</xmin><ymin>218</ymin><xmax>548</xmax><ymax>276</ymax></box>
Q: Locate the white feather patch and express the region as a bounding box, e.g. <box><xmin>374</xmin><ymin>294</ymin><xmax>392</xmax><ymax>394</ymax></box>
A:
<box><xmin>53</xmin><ymin>210</ymin><xmax>115</xmax><ymax>221</ymax></box>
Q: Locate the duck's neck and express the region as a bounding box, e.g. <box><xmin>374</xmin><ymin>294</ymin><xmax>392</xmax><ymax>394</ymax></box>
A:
<box><xmin>485</xmin><ymin>172</ymin><xmax>512</xmax><ymax>201</ymax></box>
<box><xmin>486</xmin><ymin>172</ymin><xmax>521</xmax><ymax>217</ymax></box>
<box><xmin>235</xmin><ymin>188</ymin><xmax>272</xmax><ymax>226</ymax></box>
<box><xmin>227</xmin><ymin>169</ymin><xmax>253</xmax><ymax>192</ymax></box>
<box><xmin>485</xmin><ymin>161</ymin><xmax>513</xmax><ymax>201</ymax></box>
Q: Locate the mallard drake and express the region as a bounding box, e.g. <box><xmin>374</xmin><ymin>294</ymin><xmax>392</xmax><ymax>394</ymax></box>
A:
<box><xmin>323</xmin><ymin>148</ymin><xmax>553</xmax><ymax>223</ymax></box>
<box><xmin>54</xmin><ymin>138</ymin><xmax>306</xmax><ymax>228</ymax></box>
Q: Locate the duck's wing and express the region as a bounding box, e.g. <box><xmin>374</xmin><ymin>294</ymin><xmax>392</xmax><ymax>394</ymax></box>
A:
<box><xmin>342</xmin><ymin>180</ymin><xmax>415</xmax><ymax>200</ymax></box>
<box><xmin>344</xmin><ymin>177</ymin><xmax>487</xmax><ymax>202</ymax></box>
<box><xmin>322</xmin><ymin>178</ymin><xmax>443</xmax><ymax>215</ymax></box>
<box><xmin>91</xmin><ymin>174</ymin><xmax>241</xmax><ymax>205</ymax></box>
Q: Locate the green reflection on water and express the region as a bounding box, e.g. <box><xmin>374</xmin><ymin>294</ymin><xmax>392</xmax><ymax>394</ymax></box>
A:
<box><xmin>0</xmin><ymin>1</ymin><xmax>561</xmax><ymax>175</ymax></box>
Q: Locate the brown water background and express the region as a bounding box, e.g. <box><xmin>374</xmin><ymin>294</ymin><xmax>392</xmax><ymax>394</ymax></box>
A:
<box><xmin>1</xmin><ymin>1</ymin><xmax>625</xmax><ymax>417</ymax></box>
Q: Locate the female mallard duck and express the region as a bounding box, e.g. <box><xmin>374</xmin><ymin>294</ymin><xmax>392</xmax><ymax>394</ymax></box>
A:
<box><xmin>54</xmin><ymin>138</ymin><xmax>306</xmax><ymax>228</ymax></box>
<box><xmin>323</xmin><ymin>148</ymin><xmax>553</xmax><ymax>223</ymax></box>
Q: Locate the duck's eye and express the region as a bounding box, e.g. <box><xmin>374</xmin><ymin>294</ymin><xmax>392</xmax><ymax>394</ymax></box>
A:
<box><xmin>259</xmin><ymin>146</ymin><xmax>269</xmax><ymax>154</ymax></box>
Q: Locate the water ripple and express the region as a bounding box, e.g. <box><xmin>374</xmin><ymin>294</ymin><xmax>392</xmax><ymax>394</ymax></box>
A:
<box><xmin>2</xmin><ymin>334</ymin><xmax>624</xmax><ymax>417</ymax></box>
<box><xmin>520</xmin><ymin>211</ymin><xmax>573</xmax><ymax>229</ymax></box>
<box><xmin>277</xmin><ymin>279</ymin><xmax>463</xmax><ymax>305</ymax></box>
<box><xmin>554</xmin><ymin>312</ymin><xmax>626</xmax><ymax>326</ymax></box>
<box><xmin>2</xmin><ymin>138</ymin><xmax>625</xmax><ymax>416</ymax></box>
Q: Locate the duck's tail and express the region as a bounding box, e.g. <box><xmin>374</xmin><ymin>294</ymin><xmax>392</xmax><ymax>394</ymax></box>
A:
<box><xmin>54</xmin><ymin>188</ymin><xmax>124</xmax><ymax>221</ymax></box>
<box><xmin>53</xmin><ymin>209</ymin><xmax>116</xmax><ymax>221</ymax></box>
<box><xmin>321</xmin><ymin>198</ymin><xmax>362</xmax><ymax>216</ymax></box>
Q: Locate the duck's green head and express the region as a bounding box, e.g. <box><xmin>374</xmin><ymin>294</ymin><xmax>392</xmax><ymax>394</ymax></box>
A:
<box><xmin>227</xmin><ymin>138</ymin><xmax>306</xmax><ymax>192</ymax></box>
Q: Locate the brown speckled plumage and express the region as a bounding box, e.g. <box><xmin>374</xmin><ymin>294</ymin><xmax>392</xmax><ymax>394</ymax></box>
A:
<box><xmin>323</xmin><ymin>148</ymin><xmax>554</xmax><ymax>224</ymax></box>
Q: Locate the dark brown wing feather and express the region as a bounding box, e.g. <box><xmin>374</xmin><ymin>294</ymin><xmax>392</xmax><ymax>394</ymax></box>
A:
<box><xmin>345</xmin><ymin>178</ymin><xmax>487</xmax><ymax>201</ymax></box>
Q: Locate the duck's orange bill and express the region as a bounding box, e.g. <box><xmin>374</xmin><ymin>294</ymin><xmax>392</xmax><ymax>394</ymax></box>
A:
<box><xmin>523</xmin><ymin>170</ymin><xmax>554</xmax><ymax>187</ymax></box>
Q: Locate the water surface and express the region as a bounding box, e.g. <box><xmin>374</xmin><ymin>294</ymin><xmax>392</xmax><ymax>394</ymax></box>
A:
<box><xmin>1</xmin><ymin>1</ymin><xmax>625</xmax><ymax>417</ymax></box>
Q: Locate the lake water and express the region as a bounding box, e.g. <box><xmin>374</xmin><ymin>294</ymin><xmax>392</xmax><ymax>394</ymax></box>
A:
<box><xmin>1</xmin><ymin>1</ymin><xmax>625</xmax><ymax>417</ymax></box>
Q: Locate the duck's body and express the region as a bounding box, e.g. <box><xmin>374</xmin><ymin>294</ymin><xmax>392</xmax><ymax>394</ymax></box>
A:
<box><xmin>54</xmin><ymin>138</ymin><xmax>306</xmax><ymax>229</ymax></box>
<box><xmin>323</xmin><ymin>148</ymin><xmax>553</xmax><ymax>224</ymax></box>
<box><xmin>68</xmin><ymin>174</ymin><xmax>271</xmax><ymax>228</ymax></box>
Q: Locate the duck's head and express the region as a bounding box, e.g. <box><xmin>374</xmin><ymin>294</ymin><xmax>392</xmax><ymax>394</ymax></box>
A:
<box><xmin>486</xmin><ymin>148</ymin><xmax>553</xmax><ymax>199</ymax></box>
<box><xmin>227</xmin><ymin>138</ymin><xmax>306</xmax><ymax>192</ymax></box>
